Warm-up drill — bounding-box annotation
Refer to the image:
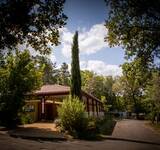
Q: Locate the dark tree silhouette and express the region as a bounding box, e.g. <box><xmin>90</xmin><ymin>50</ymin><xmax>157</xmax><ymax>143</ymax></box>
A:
<box><xmin>0</xmin><ymin>0</ymin><xmax>67</xmax><ymax>54</ymax></box>
<box><xmin>105</xmin><ymin>0</ymin><xmax>160</xmax><ymax>64</ymax></box>
<box><xmin>71</xmin><ymin>31</ymin><xmax>81</xmax><ymax>98</ymax></box>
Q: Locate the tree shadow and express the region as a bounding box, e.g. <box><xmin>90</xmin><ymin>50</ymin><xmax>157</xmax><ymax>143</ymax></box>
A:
<box><xmin>7</xmin><ymin>126</ymin><xmax>66</xmax><ymax>142</ymax></box>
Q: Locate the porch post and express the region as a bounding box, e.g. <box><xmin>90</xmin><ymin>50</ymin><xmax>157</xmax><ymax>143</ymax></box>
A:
<box><xmin>41</xmin><ymin>96</ymin><xmax>45</xmax><ymax>120</ymax></box>
<box><xmin>96</xmin><ymin>101</ymin><xmax>98</xmax><ymax>116</ymax></box>
<box><xmin>92</xmin><ymin>99</ymin><xmax>94</xmax><ymax>116</ymax></box>
<box><xmin>87</xmin><ymin>97</ymin><xmax>89</xmax><ymax>116</ymax></box>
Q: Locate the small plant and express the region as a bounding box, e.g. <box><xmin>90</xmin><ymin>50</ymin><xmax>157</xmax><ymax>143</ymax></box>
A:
<box><xmin>58</xmin><ymin>96</ymin><xmax>88</xmax><ymax>137</ymax></box>
<box><xmin>20</xmin><ymin>113</ymin><xmax>33</xmax><ymax>125</ymax></box>
<box><xmin>96</xmin><ymin>114</ymin><xmax>116</xmax><ymax>135</ymax></box>
<box><xmin>54</xmin><ymin>118</ymin><xmax>61</xmax><ymax>127</ymax></box>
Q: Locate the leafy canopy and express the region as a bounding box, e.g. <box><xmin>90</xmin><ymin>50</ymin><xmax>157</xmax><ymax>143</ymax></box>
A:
<box><xmin>0</xmin><ymin>0</ymin><xmax>67</xmax><ymax>54</ymax></box>
<box><xmin>35</xmin><ymin>56</ymin><xmax>70</xmax><ymax>85</ymax></box>
<box><xmin>120</xmin><ymin>58</ymin><xmax>150</xmax><ymax>114</ymax></box>
<box><xmin>145</xmin><ymin>71</ymin><xmax>160</xmax><ymax>122</ymax></box>
<box><xmin>105</xmin><ymin>0</ymin><xmax>160</xmax><ymax>63</ymax></box>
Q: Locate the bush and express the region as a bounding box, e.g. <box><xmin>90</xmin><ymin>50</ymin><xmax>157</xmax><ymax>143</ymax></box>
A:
<box><xmin>96</xmin><ymin>114</ymin><xmax>116</xmax><ymax>135</ymax></box>
<box><xmin>58</xmin><ymin>96</ymin><xmax>88</xmax><ymax>137</ymax></box>
<box><xmin>54</xmin><ymin>118</ymin><xmax>61</xmax><ymax>127</ymax></box>
<box><xmin>83</xmin><ymin>116</ymin><xmax>100</xmax><ymax>139</ymax></box>
<box><xmin>20</xmin><ymin>113</ymin><xmax>33</xmax><ymax>125</ymax></box>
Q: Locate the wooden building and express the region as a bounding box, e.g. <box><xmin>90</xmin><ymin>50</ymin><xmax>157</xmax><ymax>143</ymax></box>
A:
<box><xmin>25</xmin><ymin>84</ymin><xmax>104</xmax><ymax>122</ymax></box>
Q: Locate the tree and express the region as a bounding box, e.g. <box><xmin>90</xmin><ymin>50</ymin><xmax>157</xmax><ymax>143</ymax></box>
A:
<box><xmin>35</xmin><ymin>56</ymin><xmax>59</xmax><ymax>84</ymax></box>
<box><xmin>112</xmin><ymin>77</ymin><xmax>126</xmax><ymax>111</ymax></box>
<box><xmin>0</xmin><ymin>0</ymin><xmax>67</xmax><ymax>54</ymax></box>
<box><xmin>145</xmin><ymin>71</ymin><xmax>160</xmax><ymax>123</ymax></box>
<box><xmin>81</xmin><ymin>71</ymin><xmax>104</xmax><ymax>99</ymax></box>
<box><xmin>71</xmin><ymin>31</ymin><xmax>81</xmax><ymax>98</ymax></box>
<box><xmin>0</xmin><ymin>52</ymin><xmax>5</xmax><ymax>67</ymax></box>
<box><xmin>81</xmin><ymin>70</ymin><xmax>95</xmax><ymax>92</ymax></box>
<box><xmin>81</xmin><ymin>70</ymin><xmax>117</xmax><ymax>111</ymax></box>
<box><xmin>58</xmin><ymin>96</ymin><xmax>87</xmax><ymax>137</ymax></box>
<box><xmin>0</xmin><ymin>50</ymin><xmax>43</xmax><ymax>127</ymax></box>
<box><xmin>103</xmin><ymin>76</ymin><xmax>117</xmax><ymax>111</ymax></box>
<box><xmin>105</xmin><ymin>0</ymin><xmax>160</xmax><ymax>64</ymax></box>
<box><xmin>120</xmin><ymin>58</ymin><xmax>150</xmax><ymax>117</ymax></box>
<box><xmin>59</xmin><ymin>62</ymin><xmax>70</xmax><ymax>85</ymax></box>
<box><xmin>81</xmin><ymin>70</ymin><xmax>103</xmax><ymax>98</ymax></box>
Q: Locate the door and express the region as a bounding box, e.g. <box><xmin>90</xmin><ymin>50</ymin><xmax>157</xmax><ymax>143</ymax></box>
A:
<box><xmin>45</xmin><ymin>103</ymin><xmax>54</xmax><ymax>120</ymax></box>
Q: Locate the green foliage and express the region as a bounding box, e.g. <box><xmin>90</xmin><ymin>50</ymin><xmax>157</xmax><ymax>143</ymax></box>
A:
<box><xmin>105</xmin><ymin>0</ymin><xmax>160</xmax><ymax>63</ymax></box>
<box><xmin>145</xmin><ymin>71</ymin><xmax>160</xmax><ymax>123</ymax></box>
<box><xmin>58</xmin><ymin>96</ymin><xmax>116</xmax><ymax>139</ymax></box>
<box><xmin>20</xmin><ymin>113</ymin><xmax>33</xmax><ymax>125</ymax></box>
<box><xmin>81</xmin><ymin>70</ymin><xmax>118</xmax><ymax>111</ymax></box>
<box><xmin>120</xmin><ymin>58</ymin><xmax>150</xmax><ymax>116</ymax></box>
<box><xmin>0</xmin><ymin>0</ymin><xmax>67</xmax><ymax>54</ymax></box>
<box><xmin>96</xmin><ymin>114</ymin><xmax>116</xmax><ymax>135</ymax></box>
<box><xmin>71</xmin><ymin>31</ymin><xmax>81</xmax><ymax>98</ymax></box>
<box><xmin>35</xmin><ymin>56</ymin><xmax>59</xmax><ymax>84</ymax></box>
<box><xmin>58</xmin><ymin>62</ymin><xmax>70</xmax><ymax>85</ymax></box>
<box><xmin>83</xmin><ymin>115</ymin><xmax>116</xmax><ymax>138</ymax></box>
<box><xmin>81</xmin><ymin>70</ymin><xmax>94</xmax><ymax>92</ymax></box>
<box><xmin>0</xmin><ymin>50</ymin><xmax>43</xmax><ymax>128</ymax></box>
<box><xmin>35</xmin><ymin>56</ymin><xmax>70</xmax><ymax>85</ymax></box>
<box><xmin>58</xmin><ymin>96</ymin><xmax>88</xmax><ymax>137</ymax></box>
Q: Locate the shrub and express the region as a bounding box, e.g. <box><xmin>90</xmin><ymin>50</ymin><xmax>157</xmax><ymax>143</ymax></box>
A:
<box><xmin>58</xmin><ymin>96</ymin><xmax>88</xmax><ymax>137</ymax></box>
<box><xmin>54</xmin><ymin>118</ymin><xmax>61</xmax><ymax>127</ymax></box>
<box><xmin>20</xmin><ymin>113</ymin><xmax>33</xmax><ymax>125</ymax></box>
<box><xmin>83</xmin><ymin>116</ymin><xmax>99</xmax><ymax>139</ymax></box>
<box><xmin>96</xmin><ymin>114</ymin><xmax>116</xmax><ymax>135</ymax></box>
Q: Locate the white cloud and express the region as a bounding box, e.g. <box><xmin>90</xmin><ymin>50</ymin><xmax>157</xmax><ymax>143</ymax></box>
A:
<box><xmin>17</xmin><ymin>43</ymin><xmax>57</xmax><ymax>64</ymax></box>
<box><xmin>60</xmin><ymin>23</ymin><xmax>108</xmax><ymax>58</ymax></box>
<box><xmin>49</xmin><ymin>53</ymin><xmax>56</xmax><ymax>63</ymax></box>
<box><xmin>80</xmin><ymin>60</ymin><xmax>122</xmax><ymax>77</ymax></box>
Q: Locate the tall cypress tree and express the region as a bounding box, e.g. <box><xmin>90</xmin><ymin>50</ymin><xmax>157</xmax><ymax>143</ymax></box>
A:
<box><xmin>71</xmin><ymin>31</ymin><xmax>81</xmax><ymax>98</ymax></box>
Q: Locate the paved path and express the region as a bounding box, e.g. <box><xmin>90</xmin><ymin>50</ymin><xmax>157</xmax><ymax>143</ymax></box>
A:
<box><xmin>111</xmin><ymin>119</ymin><xmax>160</xmax><ymax>144</ymax></box>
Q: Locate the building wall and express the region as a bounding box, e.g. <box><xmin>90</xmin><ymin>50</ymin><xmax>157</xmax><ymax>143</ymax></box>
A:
<box><xmin>25</xmin><ymin>94</ymin><xmax>104</xmax><ymax>122</ymax></box>
<box><xmin>24</xmin><ymin>101</ymin><xmax>39</xmax><ymax>122</ymax></box>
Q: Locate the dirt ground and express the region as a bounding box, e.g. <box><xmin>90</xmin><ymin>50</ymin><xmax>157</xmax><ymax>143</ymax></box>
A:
<box><xmin>20</xmin><ymin>122</ymin><xmax>58</xmax><ymax>131</ymax></box>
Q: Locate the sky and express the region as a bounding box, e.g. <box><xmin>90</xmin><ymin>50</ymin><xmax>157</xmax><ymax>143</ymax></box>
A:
<box><xmin>50</xmin><ymin>0</ymin><xmax>125</xmax><ymax>77</ymax></box>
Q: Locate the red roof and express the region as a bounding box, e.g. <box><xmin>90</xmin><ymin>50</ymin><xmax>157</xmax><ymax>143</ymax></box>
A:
<box><xmin>32</xmin><ymin>84</ymin><xmax>102</xmax><ymax>103</ymax></box>
<box><xmin>34</xmin><ymin>84</ymin><xmax>70</xmax><ymax>95</ymax></box>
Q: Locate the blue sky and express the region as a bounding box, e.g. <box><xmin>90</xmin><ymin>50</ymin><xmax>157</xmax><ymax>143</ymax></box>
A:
<box><xmin>51</xmin><ymin>0</ymin><xmax>125</xmax><ymax>76</ymax></box>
